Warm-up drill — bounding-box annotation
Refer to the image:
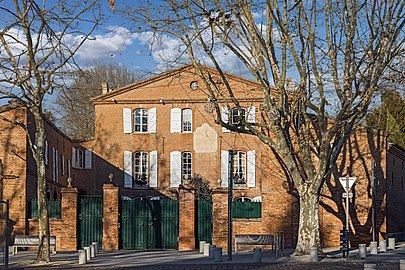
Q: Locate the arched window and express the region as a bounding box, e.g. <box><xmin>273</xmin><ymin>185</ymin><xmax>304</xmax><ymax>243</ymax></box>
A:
<box><xmin>231</xmin><ymin>107</ymin><xmax>246</xmax><ymax>125</ymax></box>
<box><xmin>234</xmin><ymin>197</ymin><xmax>252</xmax><ymax>202</ymax></box>
<box><xmin>233</xmin><ymin>151</ymin><xmax>246</xmax><ymax>185</ymax></box>
<box><xmin>182</xmin><ymin>152</ymin><xmax>192</xmax><ymax>182</ymax></box>
<box><xmin>182</xmin><ymin>109</ymin><xmax>192</xmax><ymax>132</ymax></box>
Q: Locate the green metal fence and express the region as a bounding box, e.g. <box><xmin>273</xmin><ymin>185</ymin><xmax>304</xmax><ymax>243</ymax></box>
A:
<box><xmin>196</xmin><ymin>199</ymin><xmax>212</xmax><ymax>244</ymax></box>
<box><xmin>121</xmin><ymin>198</ymin><xmax>179</xmax><ymax>250</ymax></box>
<box><xmin>29</xmin><ymin>200</ymin><xmax>61</xmax><ymax>219</ymax></box>
<box><xmin>232</xmin><ymin>201</ymin><xmax>262</xmax><ymax>218</ymax></box>
<box><xmin>79</xmin><ymin>196</ymin><xmax>103</xmax><ymax>249</ymax></box>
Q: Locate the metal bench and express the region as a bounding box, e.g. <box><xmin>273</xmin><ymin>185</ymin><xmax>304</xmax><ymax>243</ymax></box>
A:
<box><xmin>12</xmin><ymin>235</ymin><xmax>56</xmax><ymax>255</ymax></box>
<box><xmin>235</xmin><ymin>234</ymin><xmax>275</xmax><ymax>252</ymax></box>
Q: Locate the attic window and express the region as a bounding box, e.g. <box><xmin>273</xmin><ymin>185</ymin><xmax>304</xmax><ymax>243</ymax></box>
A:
<box><xmin>190</xmin><ymin>81</ymin><xmax>199</xmax><ymax>90</ymax></box>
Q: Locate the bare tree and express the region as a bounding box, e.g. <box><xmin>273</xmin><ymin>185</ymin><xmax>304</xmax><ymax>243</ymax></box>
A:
<box><xmin>116</xmin><ymin>0</ymin><xmax>405</xmax><ymax>255</ymax></box>
<box><xmin>0</xmin><ymin>0</ymin><xmax>101</xmax><ymax>262</ymax></box>
<box><xmin>53</xmin><ymin>63</ymin><xmax>140</xmax><ymax>140</ymax></box>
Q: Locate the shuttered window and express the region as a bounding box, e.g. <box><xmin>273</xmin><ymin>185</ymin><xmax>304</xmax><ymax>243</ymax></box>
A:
<box><xmin>221</xmin><ymin>150</ymin><xmax>256</xmax><ymax>188</ymax></box>
<box><xmin>123</xmin><ymin>150</ymin><xmax>158</xmax><ymax>188</ymax></box>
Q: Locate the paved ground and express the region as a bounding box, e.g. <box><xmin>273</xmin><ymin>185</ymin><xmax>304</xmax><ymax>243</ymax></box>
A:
<box><xmin>5</xmin><ymin>242</ymin><xmax>405</xmax><ymax>270</ymax></box>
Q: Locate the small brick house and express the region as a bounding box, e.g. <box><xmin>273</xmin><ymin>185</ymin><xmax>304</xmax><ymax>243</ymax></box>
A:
<box><xmin>1</xmin><ymin>64</ymin><xmax>404</xmax><ymax>251</ymax></box>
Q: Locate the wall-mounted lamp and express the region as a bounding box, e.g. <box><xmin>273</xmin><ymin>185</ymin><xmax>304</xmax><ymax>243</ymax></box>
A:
<box><xmin>108</xmin><ymin>173</ymin><xmax>114</xmax><ymax>183</ymax></box>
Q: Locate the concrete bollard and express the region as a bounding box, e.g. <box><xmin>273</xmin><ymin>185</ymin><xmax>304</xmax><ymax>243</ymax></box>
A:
<box><xmin>84</xmin><ymin>246</ymin><xmax>91</xmax><ymax>261</ymax></box>
<box><xmin>399</xmin><ymin>259</ymin><xmax>405</xmax><ymax>270</ymax></box>
<box><xmin>358</xmin><ymin>244</ymin><xmax>367</xmax><ymax>259</ymax></box>
<box><xmin>92</xmin><ymin>242</ymin><xmax>99</xmax><ymax>256</ymax></box>
<box><xmin>78</xmin><ymin>250</ymin><xmax>87</xmax><ymax>265</ymax></box>
<box><xmin>90</xmin><ymin>244</ymin><xmax>96</xmax><ymax>258</ymax></box>
<box><xmin>253</xmin><ymin>248</ymin><xmax>262</xmax><ymax>263</ymax></box>
<box><xmin>203</xmin><ymin>243</ymin><xmax>210</xmax><ymax>256</ymax></box>
<box><xmin>209</xmin><ymin>245</ymin><xmax>216</xmax><ymax>259</ymax></box>
<box><xmin>388</xmin><ymin>238</ymin><xmax>396</xmax><ymax>250</ymax></box>
<box><xmin>364</xmin><ymin>263</ymin><xmax>377</xmax><ymax>270</ymax></box>
<box><xmin>214</xmin><ymin>247</ymin><xmax>223</xmax><ymax>262</ymax></box>
<box><xmin>310</xmin><ymin>247</ymin><xmax>319</xmax><ymax>262</ymax></box>
<box><xmin>369</xmin><ymin>242</ymin><xmax>378</xmax><ymax>255</ymax></box>
<box><xmin>199</xmin><ymin>241</ymin><xmax>206</xmax><ymax>253</ymax></box>
<box><xmin>379</xmin><ymin>240</ymin><xmax>387</xmax><ymax>252</ymax></box>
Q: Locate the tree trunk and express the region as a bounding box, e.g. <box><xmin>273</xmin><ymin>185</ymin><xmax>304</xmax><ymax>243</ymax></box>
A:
<box><xmin>32</xmin><ymin>110</ymin><xmax>50</xmax><ymax>263</ymax></box>
<box><xmin>293</xmin><ymin>190</ymin><xmax>321</xmax><ymax>256</ymax></box>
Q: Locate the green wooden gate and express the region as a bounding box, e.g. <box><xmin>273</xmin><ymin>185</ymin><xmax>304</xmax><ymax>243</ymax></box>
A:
<box><xmin>121</xmin><ymin>198</ymin><xmax>178</xmax><ymax>250</ymax></box>
<box><xmin>196</xmin><ymin>199</ymin><xmax>212</xmax><ymax>244</ymax></box>
<box><xmin>79</xmin><ymin>196</ymin><xmax>103</xmax><ymax>249</ymax></box>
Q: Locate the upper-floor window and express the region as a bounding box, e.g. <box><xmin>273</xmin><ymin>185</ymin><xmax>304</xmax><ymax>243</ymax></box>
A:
<box><xmin>233</xmin><ymin>151</ymin><xmax>246</xmax><ymax>186</ymax></box>
<box><xmin>171</xmin><ymin>108</ymin><xmax>192</xmax><ymax>133</ymax></box>
<box><xmin>134</xmin><ymin>109</ymin><xmax>148</xmax><ymax>133</ymax></box>
<box><xmin>123</xmin><ymin>150</ymin><xmax>158</xmax><ymax>189</ymax></box>
<box><xmin>231</xmin><ymin>107</ymin><xmax>246</xmax><ymax>125</ymax></box>
<box><xmin>182</xmin><ymin>152</ymin><xmax>192</xmax><ymax>182</ymax></box>
<box><xmin>221</xmin><ymin>150</ymin><xmax>256</xmax><ymax>188</ymax></box>
<box><xmin>182</xmin><ymin>109</ymin><xmax>192</xmax><ymax>132</ymax></box>
<box><xmin>221</xmin><ymin>106</ymin><xmax>255</xmax><ymax>133</ymax></box>
<box><xmin>123</xmin><ymin>108</ymin><xmax>156</xmax><ymax>134</ymax></box>
<box><xmin>72</xmin><ymin>147</ymin><xmax>92</xmax><ymax>169</ymax></box>
<box><xmin>134</xmin><ymin>151</ymin><xmax>148</xmax><ymax>186</ymax></box>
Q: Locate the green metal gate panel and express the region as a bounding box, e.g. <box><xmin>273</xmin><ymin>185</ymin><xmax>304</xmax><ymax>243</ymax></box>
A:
<box><xmin>79</xmin><ymin>196</ymin><xmax>103</xmax><ymax>249</ymax></box>
<box><xmin>197</xmin><ymin>199</ymin><xmax>212</xmax><ymax>244</ymax></box>
<box><xmin>121</xmin><ymin>198</ymin><xmax>178</xmax><ymax>250</ymax></box>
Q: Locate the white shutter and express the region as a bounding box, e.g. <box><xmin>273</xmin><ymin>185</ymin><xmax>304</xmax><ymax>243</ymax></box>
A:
<box><xmin>170</xmin><ymin>108</ymin><xmax>182</xmax><ymax>133</ymax></box>
<box><xmin>85</xmin><ymin>149</ymin><xmax>92</xmax><ymax>169</ymax></box>
<box><xmin>67</xmin><ymin>160</ymin><xmax>71</xmax><ymax>177</ymax></box>
<box><xmin>72</xmin><ymin>147</ymin><xmax>76</xmax><ymax>168</ymax></box>
<box><xmin>124</xmin><ymin>151</ymin><xmax>133</xmax><ymax>188</ymax></box>
<box><xmin>247</xmin><ymin>106</ymin><xmax>256</xmax><ymax>123</ymax></box>
<box><xmin>149</xmin><ymin>150</ymin><xmax>158</xmax><ymax>187</ymax></box>
<box><xmin>123</xmin><ymin>108</ymin><xmax>132</xmax><ymax>134</ymax></box>
<box><xmin>148</xmin><ymin>108</ymin><xmax>157</xmax><ymax>133</ymax></box>
<box><xmin>170</xmin><ymin>151</ymin><xmax>181</xmax><ymax>187</ymax></box>
<box><xmin>56</xmin><ymin>149</ymin><xmax>59</xmax><ymax>182</ymax></box>
<box><xmin>221</xmin><ymin>150</ymin><xmax>229</xmax><ymax>187</ymax></box>
<box><xmin>52</xmin><ymin>147</ymin><xmax>55</xmax><ymax>181</ymax></box>
<box><xmin>221</xmin><ymin>107</ymin><xmax>230</xmax><ymax>133</ymax></box>
<box><xmin>44</xmin><ymin>140</ymin><xmax>49</xmax><ymax>165</ymax></box>
<box><xmin>247</xmin><ymin>150</ymin><xmax>256</xmax><ymax>187</ymax></box>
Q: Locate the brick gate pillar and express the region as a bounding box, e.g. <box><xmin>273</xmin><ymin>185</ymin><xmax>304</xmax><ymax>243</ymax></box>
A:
<box><xmin>178</xmin><ymin>184</ymin><xmax>196</xmax><ymax>251</ymax></box>
<box><xmin>102</xmin><ymin>183</ymin><xmax>119</xmax><ymax>251</ymax></box>
<box><xmin>60</xmin><ymin>187</ymin><xmax>78</xmax><ymax>251</ymax></box>
<box><xmin>212</xmin><ymin>189</ymin><xmax>228</xmax><ymax>250</ymax></box>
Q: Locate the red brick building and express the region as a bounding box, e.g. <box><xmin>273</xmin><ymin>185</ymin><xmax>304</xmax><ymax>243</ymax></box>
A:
<box><xmin>1</xmin><ymin>65</ymin><xmax>404</xmax><ymax>251</ymax></box>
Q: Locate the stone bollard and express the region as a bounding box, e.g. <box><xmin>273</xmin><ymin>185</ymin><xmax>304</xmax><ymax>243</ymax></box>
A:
<box><xmin>364</xmin><ymin>263</ymin><xmax>377</xmax><ymax>270</ymax></box>
<box><xmin>388</xmin><ymin>238</ymin><xmax>396</xmax><ymax>250</ymax></box>
<box><xmin>84</xmin><ymin>247</ymin><xmax>91</xmax><ymax>261</ymax></box>
<box><xmin>253</xmin><ymin>248</ymin><xmax>262</xmax><ymax>263</ymax></box>
<box><xmin>310</xmin><ymin>247</ymin><xmax>319</xmax><ymax>262</ymax></box>
<box><xmin>379</xmin><ymin>240</ymin><xmax>387</xmax><ymax>252</ymax></box>
<box><xmin>358</xmin><ymin>244</ymin><xmax>367</xmax><ymax>259</ymax></box>
<box><xmin>400</xmin><ymin>259</ymin><xmax>405</xmax><ymax>270</ymax></box>
<box><xmin>78</xmin><ymin>250</ymin><xmax>87</xmax><ymax>265</ymax></box>
<box><xmin>369</xmin><ymin>242</ymin><xmax>378</xmax><ymax>255</ymax></box>
<box><xmin>214</xmin><ymin>247</ymin><xmax>223</xmax><ymax>262</ymax></box>
<box><xmin>209</xmin><ymin>245</ymin><xmax>217</xmax><ymax>259</ymax></box>
<box><xmin>92</xmin><ymin>242</ymin><xmax>99</xmax><ymax>256</ymax></box>
<box><xmin>90</xmin><ymin>244</ymin><xmax>96</xmax><ymax>258</ymax></box>
<box><xmin>203</xmin><ymin>243</ymin><xmax>210</xmax><ymax>256</ymax></box>
<box><xmin>199</xmin><ymin>241</ymin><xmax>206</xmax><ymax>253</ymax></box>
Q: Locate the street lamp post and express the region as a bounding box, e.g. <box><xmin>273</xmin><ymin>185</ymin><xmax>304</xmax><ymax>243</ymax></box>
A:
<box><xmin>0</xmin><ymin>200</ymin><xmax>9</xmax><ymax>270</ymax></box>
<box><xmin>227</xmin><ymin>151</ymin><xmax>233</xmax><ymax>261</ymax></box>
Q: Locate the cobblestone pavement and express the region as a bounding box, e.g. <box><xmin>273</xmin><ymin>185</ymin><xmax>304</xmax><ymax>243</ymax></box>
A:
<box><xmin>7</xmin><ymin>242</ymin><xmax>405</xmax><ymax>270</ymax></box>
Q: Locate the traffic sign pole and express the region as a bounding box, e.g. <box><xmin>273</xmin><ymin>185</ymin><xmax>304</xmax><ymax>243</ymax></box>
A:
<box><xmin>345</xmin><ymin>179</ymin><xmax>349</xmax><ymax>231</ymax></box>
<box><xmin>339</xmin><ymin>177</ymin><xmax>356</xmax><ymax>258</ymax></box>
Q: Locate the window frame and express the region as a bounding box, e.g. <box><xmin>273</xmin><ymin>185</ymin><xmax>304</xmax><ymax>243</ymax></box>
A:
<box><xmin>181</xmin><ymin>151</ymin><xmax>192</xmax><ymax>183</ymax></box>
<box><xmin>181</xmin><ymin>108</ymin><xmax>192</xmax><ymax>133</ymax></box>
<box><xmin>133</xmin><ymin>151</ymin><xmax>149</xmax><ymax>187</ymax></box>
<box><xmin>134</xmin><ymin>109</ymin><xmax>149</xmax><ymax>133</ymax></box>
<box><xmin>233</xmin><ymin>151</ymin><xmax>247</xmax><ymax>186</ymax></box>
<box><xmin>231</xmin><ymin>107</ymin><xmax>246</xmax><ymax>125</ymax></box>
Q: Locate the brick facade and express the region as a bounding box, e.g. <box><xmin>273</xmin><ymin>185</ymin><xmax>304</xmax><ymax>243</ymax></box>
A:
<box><xmin>1</xmin><ymin>65</ymin><xmax>405</xmax><ymax>251</ymax></box>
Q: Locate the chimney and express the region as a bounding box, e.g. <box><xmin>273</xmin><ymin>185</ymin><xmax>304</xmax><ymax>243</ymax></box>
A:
<box><xmin>101</xmin><ymin>82</ymin><xmax>109</xmax><ymax>95</ymax></box>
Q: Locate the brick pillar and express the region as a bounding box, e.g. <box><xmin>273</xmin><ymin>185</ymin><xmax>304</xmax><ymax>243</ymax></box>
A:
<box><xmin>178</xmin><ymin>184</ymin><xmax>196</xmax><ymax>251</ymax></box>
<box><xmin>212</xmin><ymin>189</ymin><xmax>229</xmax><ymax>249</ymax></box>
<box><xmin>60</xmin><ymin>187</ymin><xmax>78</xmax><ymax>251</ymax></box>
<box><xmin>102</xmin><ymin>183</ymin><xmax>119</xmax><ymax>251</ymax></box>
